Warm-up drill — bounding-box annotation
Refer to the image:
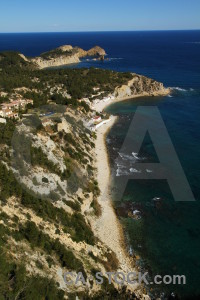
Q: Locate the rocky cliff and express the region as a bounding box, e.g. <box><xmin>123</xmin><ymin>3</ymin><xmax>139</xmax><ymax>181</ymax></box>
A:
<box><xmin>29</xmin><ymin>45</ymin><xmax>106</xmax><ymax>69</ymax></box>
<box><xmin>0</xmin><ymin>106</ymin><xmax>146</xmax><ymax>299</ymax></box>
<box><xmin>30</xmin><ymin>54</ymin><xmax>80</xmax><ymax>69</ymax></box>
<box><xmin>114</xmin><ymin>73</ymin><xmax>170</xmax><ymax>99</ymax></box>
<box><xmin>0</xmin><ymin>51</ymin><xmax>170</xmax><ymax>299</ymax></box>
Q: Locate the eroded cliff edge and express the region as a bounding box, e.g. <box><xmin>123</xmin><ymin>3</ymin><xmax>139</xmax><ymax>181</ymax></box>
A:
<box><xmin>28</xmin><ymin>45</ymin><xmax>106</xmax><ymax>69</ymax></box>
<box><xmin>114</xmin><ymin>73</ymin><xmax>170</xmax><ymax>99</ymax></box>
<box><xmin>18</xmin><ymin>44</ymin><xmax>170</xmax><ymax>97</ymax></box>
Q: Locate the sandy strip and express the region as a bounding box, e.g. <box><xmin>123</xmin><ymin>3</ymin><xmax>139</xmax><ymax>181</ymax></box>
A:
<box><xmin>93</xmin><ymin>89</ymin><xmax>170</xmax><ymax>113</ymax></box>
<box><xmin>91</xmin><ymin>92</ymin><xmax>170</xmax><ymax>294</ymax></box>
<box><xmin>93</xmin><ymin>88</ymin><xmax>171</xmax><ymax>112</ymax></box>
<box><xmin>91</xmin><ymin>114</ymin><xmax>140</xmax><ymax>291</ymax></box>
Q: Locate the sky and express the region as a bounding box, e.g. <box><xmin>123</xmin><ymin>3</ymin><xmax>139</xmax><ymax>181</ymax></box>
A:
<box><xmin>0</xmin><ymin>0</ymin><xmax>200</xmax><ymax>33</ymax></box>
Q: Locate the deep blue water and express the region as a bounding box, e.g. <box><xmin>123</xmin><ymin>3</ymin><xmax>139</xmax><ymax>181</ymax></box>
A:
<box><xmin>0</xmin><ymin>31</ymin><xmax>199</xmax><ymax>88</ymax></box>
<box><xmin>0</xmin><ymin>31</ymin><xmax>200</xmax><ymax>298</ymax></box>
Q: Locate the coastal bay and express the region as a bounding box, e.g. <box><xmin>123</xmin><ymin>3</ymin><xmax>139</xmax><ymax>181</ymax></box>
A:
<box><xmin>0</xmin><ymin>30</ymin><xmax>199</xmax><ymax>299</ymax></box>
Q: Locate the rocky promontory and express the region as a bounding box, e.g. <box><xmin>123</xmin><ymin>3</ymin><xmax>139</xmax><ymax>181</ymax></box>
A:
<box><xmin>114</xmin><ymin>73</ymin><xmax>170</xmax><ymax>99</ymax></box>
<box><xmin>19</xmin><ymin>45</ymin><xmax>169</xmax><ymax>97</ymax></box>
<box><xmin>28</xmin><ymin>45</ymin><xmax>106</xmax><ymax>69</ymax></box>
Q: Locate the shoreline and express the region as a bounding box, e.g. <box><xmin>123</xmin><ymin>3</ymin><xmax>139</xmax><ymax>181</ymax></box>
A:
<box><xmin>94</xmin><ymin>88</ymin><xmax>170</xmax><ymax>113</ymax></box>
<box><xmin>92</xmin><ymin>96</ymin><xmax>144</xmax><ymax>293</ymax></box>
<box><xmin>91</xmin><ymin>91</ymin><xmax>170</xmax><ymax>295</ymax></box>
<box><xmin>92</xmin><ymin>115</ymin><xmax>140</xmax><ymax>290</ymax></box>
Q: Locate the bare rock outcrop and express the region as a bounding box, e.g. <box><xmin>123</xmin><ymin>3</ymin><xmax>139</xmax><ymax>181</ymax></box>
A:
<box><xmin>114</xmin><ymin>73</ymin><xmax>170</xmax><ymax>99</ymax></box>
<box><xmin>86</xmin><ymin>46</ymin><xmax>106</xmax><ymax>57</ymax></box>
<box><xmin>27</xmin><ymin>45</ymin><xmax>106</xmax><ymax>69</ymax></box>
<box><xmin>57</xmin><ymin>45</ymin><xmax>73</xmax><ymax>52</ymax></box>
<box><xmin>30</xmin><ymin>53</ymin><xmax>80</xmax><ymax>69</ymax></box>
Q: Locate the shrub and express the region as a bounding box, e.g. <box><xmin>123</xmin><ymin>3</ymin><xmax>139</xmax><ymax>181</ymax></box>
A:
<box><xmin>42</xmin><ymin>177</ymin><xmax>49</xmax><ymax>183</ymax></box>
<box><xmin>63</xmin><ymin>200</ymin><xmax>81</xmax><ymax>212</ymax></box>
<box><xmin>90</xmin><ymin>198</ymin><xmax>102</xmax><ymax>217</ymax></box>
<box><xmin>18</xmin><ymin>221</ymin><xmax>84</xmax><ymax>271</ymax></box>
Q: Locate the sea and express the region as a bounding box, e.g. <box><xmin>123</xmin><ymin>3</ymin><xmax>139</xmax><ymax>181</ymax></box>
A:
<box><xmin>0</xmin><ymin>31</ymin><xmax>200</xmax><ymax>299</ymax></box>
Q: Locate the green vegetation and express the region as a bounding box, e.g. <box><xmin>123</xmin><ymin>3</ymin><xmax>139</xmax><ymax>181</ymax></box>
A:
<box><xmin>40</xmin><ymin>47</ymin><xmax>78</xmax><ymax>60</ymax></box>
<box><xmin>0</xmin><ymin>50</ymin><xmax>133</xmax><ymax>298</ymax></box>
<box><xmin>0</xmin><ymin>161</ymin><xmax>95</xmax><ymax>245</ymax></box>
<box><xmin>0</xmin><ymin>119</ymin><xmax>16</xmax><ymax>145</ymax></box>
<box><xmin>86</xmin><ymin>180</ymin><xmax>100</xmax><ymax>197</ymax></box>
<box><xmin>67</xmin><ymin>276</ymin><xmax>131</xmax><ymax>300</ymax></box>
<box><xmin>63</xmin><ymin>199</ymin><xmax>81</xmax><ymax>212</ymax></box>
<box><xmin>31</xmin><ymin>146</ymin><xmax>61</xmax><ymax>175</ymax></box>
<box><xmin>0</xmin><ymin>51</ymin><xmax>132</xmax><ymax>107</ymax></box>
<box><xmin>90</xmin><ymin>197</ymin><xmax>102</xmax><ymax>216</ymax></box>
<box><xmin>0</xmin><ymin>223</ymin><xmax>65</xmax><ymax>300</ymax></box>
<box><xmin>89</xmin><ymin>249</ymin><xmax>118</xmax><ymax>272</ymax></box>
<box><xmin>23</xmin><ymin>91</ymin><xmax>48</xmax><ymax>107</ymax></box>
<box><xmin>17</xmin><ymin>221</ymin><xmax>84</xmax><ymax>271</ymax></box>
<box><xmin>0</xmin><ymin>96</ymin><xmax>9</xmax><ymax>104</ymax></box>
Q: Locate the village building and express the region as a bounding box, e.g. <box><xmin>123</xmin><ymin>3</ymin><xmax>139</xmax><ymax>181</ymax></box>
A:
<box><xmin>0</xmin><ymin>117</ymin><xmax>6</xmax><ymax>124</ymax></box>
<box><xmin>0</xmin><ymin>98</ymin><xmax>33</xmax><ymax>119</ymax></box>
<box><xmin>1</xmin><ymin>108</ymin><xmax>13</xmax><ymax>118</ymax></box>
<box><xmin>0</xmin><ymin>108</ymin><xmax>18</xmax><ymax>119</ymax></box>
<box><xmin>1</xmin><ymin>99</ymin><xmax>33</xmax><ymax>111</ymax></box>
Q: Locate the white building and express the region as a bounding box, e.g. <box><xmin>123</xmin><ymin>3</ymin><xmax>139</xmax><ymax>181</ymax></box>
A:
<box><xmin>0</xmin><ymin>117</ymin><xmax>6</xmax><ymax>124</ymax></box>
<box><xmin>1</xmin><ymin>99</ymin><xmax>33</xmax><ymax>111</ymax></box>
<box><xmin>0</xmin><ymin>98</ymin><xmax>33</xmax><ymax>119</ymax></box>
<box><xmin>0</xmin><ymin>108</ymin><xmax>18</xmax><ymax>119</ymax></box>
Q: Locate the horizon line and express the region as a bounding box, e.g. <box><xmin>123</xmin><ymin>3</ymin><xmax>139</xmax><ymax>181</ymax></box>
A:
<box><xmin>0</xmin><ymin>29</ymin><xmax>200</xmax><ymax>34</ymax></box>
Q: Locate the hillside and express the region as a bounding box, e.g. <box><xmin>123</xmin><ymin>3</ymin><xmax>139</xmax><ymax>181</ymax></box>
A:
<box><xmin>0</xmin><ymin>109</ymin><xmax>125</xmax><ymax>298</ymax></box>
<box><xmin>0</xmin><ymin>49</ymin><xmax>169</xmax><ymax>299</ymax></box>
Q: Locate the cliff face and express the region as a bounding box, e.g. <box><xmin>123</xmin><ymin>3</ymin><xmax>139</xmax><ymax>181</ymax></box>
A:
<box><xmin>114</xmin><ymin>73</ymin><xmax>170</xmax><ymax>99</ymax></box>
<box><xmin>0</xmin><ymin>53</ymin><xmax>169</xmax><ymax>298</ymax></box>
<box><xmin>29</xmin><ymin>45</ymin><xmax>106</xmax><ymax>69</ymax></box>
<box><xmin>0</xmin><ymin>108</ymin><xmax>128</xmax><ymax>298</ymax></box>
<box><xmin>85</xmin><ymin>46</ymin><xmax>106</xmax><ymax>57</ymax></box>
<box><xmin>31</xmin><ymin>53</ymin><xmax>80</xmax><ymax>69</ymax></box>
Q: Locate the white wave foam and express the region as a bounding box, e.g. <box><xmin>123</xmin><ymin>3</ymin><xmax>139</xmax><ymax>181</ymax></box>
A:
<box><xmin>146</xmin><ymin>169</ymin><xmax>153</xmax><ymax>173</ymax></box>
<box><xmin>116</xmin><ymin>168</ymin><xmax>130</xmax><ymax>176</ymax></box>
<box><xmin>152</xmin><ymin>197</ymin><xmax>161</xmax><ymax>201</ymax></box>
<box><xmin>171</xmin><ymin>87</ymin><xmax>187</xmax><ymax>92</ymax></box>
<box><xmin>106</xmin><ymin>138</ymin><xmax>111</xmax><ymax>144</ymax></box>
<box><xmin>130</xmin><ymin>168</ymin><xmax>141</xmax><ymax>173</ymax></box>
<box><xmin>118</xmin><ymin>152</ymin><xmax>145</xmax><ymax>164</ymax></box>
<box><xmin>116</xmin><ymin>163</ymin><xmax>127</xmax><ymax>169</ymax></box>
<box><xmin>133</xmin><ymin>210</ymin><xmax>140</xmax><ymax>216</ymax></box>
<box><xmin>109</xmin><ymin>57</ymin><xmax>124</xmax><ymax>61</ymax></box>
<box><xmin>185</xmin><ymin>42</ymin><xmax>200</xmax><ymax>44</ymax></box>
<box><xmin>116</xmin><ymin>152</ymin><xmax>146</xmax><ymax>176</ymax></box>
<box><xmin>119</xmin><ymin>152</ymin><xmax>138</xmax><ymax>162</ymax></box>
<box><xmin>116</xmin><ymin>170</ymin><xmax>120</xmax><ymax>177</ymax></box>
<box><xmin>129</xmin><ymin>246</ymin><xmax>133</xmax><ymax>256</ymax></box>
<box><xmin>171</xmin><ymin>87</ymin><xmax>197</xmax><ymax>95</ymax></box>
<box><xmin>132</xmin><ymin>152</ymin><xmax>139</xmax><ymax>160</ymax></box>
